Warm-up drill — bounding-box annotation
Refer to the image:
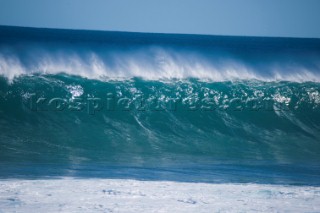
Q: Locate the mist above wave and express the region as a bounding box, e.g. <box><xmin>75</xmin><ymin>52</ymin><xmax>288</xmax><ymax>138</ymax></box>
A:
<box><xmin>0</xmin><ymin>45</ymin><xmax>319</xmax><ymax>82</ymax></box>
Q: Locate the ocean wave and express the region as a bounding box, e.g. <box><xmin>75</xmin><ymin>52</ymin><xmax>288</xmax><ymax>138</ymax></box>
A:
<box><xmin>1</xmin><ymin>26</ymin><xmax>320</xmax><ymax>184</ymax></box>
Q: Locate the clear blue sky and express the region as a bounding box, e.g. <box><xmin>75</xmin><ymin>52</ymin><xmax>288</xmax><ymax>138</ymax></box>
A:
<box><xmin>0</xmin><ymin>0</ymin><xmax>320</xmax><ymax>38</ymax></box>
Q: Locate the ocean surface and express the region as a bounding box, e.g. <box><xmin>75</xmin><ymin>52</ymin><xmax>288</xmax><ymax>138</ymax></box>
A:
<box><xmin>1</xmin><ymin>26</ymin><xmax>320</xmax><ymax>212</ymax></box>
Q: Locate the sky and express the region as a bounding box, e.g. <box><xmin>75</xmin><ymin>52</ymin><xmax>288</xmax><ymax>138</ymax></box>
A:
<box><xmin>0</xmin><ymin>0</ymin><xmax>320</xmax><ymax>38</ymax></box>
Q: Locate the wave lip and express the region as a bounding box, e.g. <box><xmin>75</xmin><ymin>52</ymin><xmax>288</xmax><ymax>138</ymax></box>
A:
<box><xmin>1</xmin><ymin>26</ymin><xmax>320</xmax><ymax>82</ymax></box>
<box><xmin>1</xmin><ymin>51</ymin><xmax>320</xmax><ymax>82</ymax></box>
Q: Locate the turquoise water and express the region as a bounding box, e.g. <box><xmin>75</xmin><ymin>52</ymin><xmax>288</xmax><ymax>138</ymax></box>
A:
<box><xmin>0</xmin><ymin>26</ymin><xmax>320</xmax><ymax>185</ymax></box>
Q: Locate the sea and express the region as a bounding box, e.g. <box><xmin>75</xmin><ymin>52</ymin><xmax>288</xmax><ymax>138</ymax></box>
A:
<box><xmin>0</xmin><ymin>26</ymin><xmax>320</xmax><ymax>212</ymax></box>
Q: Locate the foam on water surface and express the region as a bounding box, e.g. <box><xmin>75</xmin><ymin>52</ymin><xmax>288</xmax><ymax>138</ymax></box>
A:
<box><xmin>1</xmin><ymin>178</ymin><xmax>320</xmax><ymax>213</ymax></box>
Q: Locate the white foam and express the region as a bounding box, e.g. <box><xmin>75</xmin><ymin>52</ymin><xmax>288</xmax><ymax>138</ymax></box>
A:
<box><xmin>1</xmin><ymin>49</ymin><xmax>320</xmax><ymax>82</ymax></box>
<box><xmin>66</xmin><ymin>85</ymin><xmax>84</xmax><ymax>100</ymax></box>
<box><xmin>0</xmin><ymin>178</ymin><xmax>319</xmax><ymax>212</ymax></box>
<box><xmin>0</xmin><ymin>55</ymin><xmax>25</xmax><ymax>82</ymax></box>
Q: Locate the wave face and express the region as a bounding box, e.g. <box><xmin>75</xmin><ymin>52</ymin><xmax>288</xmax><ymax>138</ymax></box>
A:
<box><xmin>1</xmin><ymin>26</ymin><xmax>320</xmax><ymax>185</ymax></box>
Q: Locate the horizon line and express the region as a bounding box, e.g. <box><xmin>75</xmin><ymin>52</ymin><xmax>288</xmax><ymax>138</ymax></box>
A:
<box><xmin>1</xmin><ymin>24</ymin><xmax>320</xmax><ymax>40</ymax></box>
